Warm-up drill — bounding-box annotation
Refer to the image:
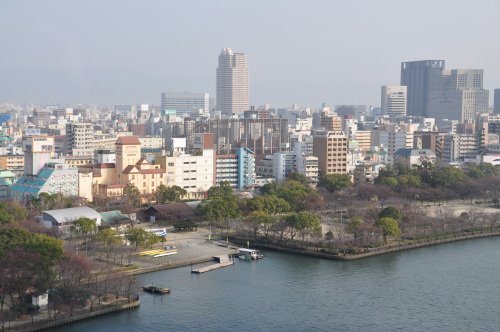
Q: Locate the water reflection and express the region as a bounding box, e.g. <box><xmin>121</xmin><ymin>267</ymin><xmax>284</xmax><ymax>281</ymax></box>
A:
<box><xmin>54</xmin><ymin>237</ymin><xmax>500</xmax><ymax>332</ymax></box>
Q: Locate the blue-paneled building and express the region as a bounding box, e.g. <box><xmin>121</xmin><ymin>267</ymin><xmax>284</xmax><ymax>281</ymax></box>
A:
<box><xmin>215</xmin><ymin>147</ymin><xmax>255</xmax><ymax>190</ymax></box>
<box><xmin>11</xmin><ymin>162</ymin><xmax>79</xmax><ymax>202</ymax></box>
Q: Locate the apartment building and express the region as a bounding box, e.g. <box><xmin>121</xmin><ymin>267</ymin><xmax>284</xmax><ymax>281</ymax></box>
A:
<box><xmin>65</xmin><ymin>122</ymin><xmax>94</xmax><ymax>156</ymax></box>
<box><xmin>442</xmin><ymin>134</ymin><xmax>478</xmax><ymax>164</ymax></box>
<box><xmin>296</xmin><ymin>155</ymin><xmax>319</xmax><ymax>184</ymax></box>
<box><xmin>158</xmin><ymin>147</ymin><xmax>215</xmax><ymax>199</ymax></box>
<box><xmin>215</xmin><ymin>147</ymin><xmax>256</xmax><ymax>189</ymax></box>
<box><xmin>272</xmin><ymin>152</ymin><xmax>296</xmax><ymax>182</ymax></box>
<box><xmin>0</xmin><ymin>154</ymin><xmax>24</xmax><ymax>174</ymax></box>
<box><xmin>313</xmin><ymin>131</ymin><xmax>348</xmax><ymax>175</ymax></box>
<box><xmin>354</xmin><ymin>131</ymin><xmax>371</xmax><ymax>152</ymax></box>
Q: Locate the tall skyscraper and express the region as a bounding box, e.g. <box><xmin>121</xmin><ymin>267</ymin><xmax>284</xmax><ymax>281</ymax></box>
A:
<box><xmin>400</xmin><ymin>60</ymin><xmax>445</xmax><ymax>117</ymax></box>
<box><xmin>381</xmin><ymin>85</ymin><xmax>407</xmax><ymax>118</ymax></box>
<box><xmin>494</xmin><ymin>89</ymin><xmax>500</xmax><ymax>114</ymax></box>
<box><xmin>402</xmin><ymin>60</ymin><xmax>488</xmax><ymax>122</ymax></box>
<box><xmin>216</xmin><ymin>48</ymin><xmax>249</xmax><ymax>114</ymax></box>
<box><xmin>431</xmin><ymin>69</ymin><xmax>489</xmax><ymax>122</ymax></box>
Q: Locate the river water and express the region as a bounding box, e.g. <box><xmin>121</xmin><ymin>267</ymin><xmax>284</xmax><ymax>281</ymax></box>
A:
<box><xmin>55</xmin><ymin>238</ymin><xmax>500</xmax><ymax>331</ymax></box>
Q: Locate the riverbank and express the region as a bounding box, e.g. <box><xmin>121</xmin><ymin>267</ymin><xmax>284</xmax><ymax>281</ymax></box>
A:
<box><xmin>3</xmin><ymin>242</ymin><xmax>231</xmax><ymax>331</ymax></box>
<box><xmin>230</xmin><ymin>230</ymin><xmax>500</xmax><ymax>261</ymax></box>
<box><xmin>10</xmin><ymin>231</ymin><xmax>500</xmax><ymax>331</ymax></box>
<box><xmin>6</xmin><ymin>298</ymin><xmax>139</xmax><ymax>332</ymax></box>
<box><xmin>44</xmin><ymin>233</ymin><xmax>500</xmax><ymax>332</ymax></box>
<box><xmin>0</xmin><ymin>232</ymin><xmax>225</xmax><ymax>332</ymax></box>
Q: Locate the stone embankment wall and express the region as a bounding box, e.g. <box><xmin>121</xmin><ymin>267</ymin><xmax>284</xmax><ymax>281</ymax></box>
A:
<box><xmin>232</xmin><ymin>231</ymin><xmax>500</xmax><ymax>261</ymax></box>
<box><xmin>12</xmin><ymin>299</ymin><xmax>140</xmax><ymax>332</ymax></box>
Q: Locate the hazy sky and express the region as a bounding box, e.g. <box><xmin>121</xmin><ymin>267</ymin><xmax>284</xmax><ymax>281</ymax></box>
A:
<box><xmin>1</xmin><ymin>0</ymin><xmax>499</xmax><ymax>108</ymax></box>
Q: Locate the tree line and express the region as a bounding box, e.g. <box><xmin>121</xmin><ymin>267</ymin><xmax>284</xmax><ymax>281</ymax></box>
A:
<box><xmin>0</xmin><ymin>204</ymin><xmax>144</xmax><ymax>328</ymax></box>
<box><xmin>195</xmin><ymin>163</ymin><xmax>500</xmax><ymax>251</ymax></box>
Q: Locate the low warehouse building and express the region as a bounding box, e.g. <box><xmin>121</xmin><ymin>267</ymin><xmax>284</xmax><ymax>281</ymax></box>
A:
<box><xmin>41</xmin><ymin>206</ymin><xmax>102</xmax><ymax>234</ymax></box>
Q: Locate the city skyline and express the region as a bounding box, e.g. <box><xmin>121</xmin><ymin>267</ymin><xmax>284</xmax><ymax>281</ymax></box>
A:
<box><xmin>1</xmin><ymin>0</ymin><xmax>499</xmax><ymax>107</ymax></box>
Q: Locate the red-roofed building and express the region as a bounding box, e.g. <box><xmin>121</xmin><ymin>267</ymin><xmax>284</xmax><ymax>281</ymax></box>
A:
<box><xmin>93</xmin><ymin>135</ymin><xmax>167</xmax><ymax>203</ymax></box>
<box><xmin>116</xmin><ymin>136</ymin><xmax>141</xmax><ymax>145</ymax></box>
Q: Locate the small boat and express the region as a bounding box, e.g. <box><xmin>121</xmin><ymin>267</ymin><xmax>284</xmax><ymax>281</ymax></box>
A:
<box><xmin>238</xmin><ymin>248</ymin><xmax>264</xmax><ymax>260</ymax></box>
<box><xmin>142</xmin><ymin>284</ymin><xmax>170</xmax><ymax>295</ymax></box>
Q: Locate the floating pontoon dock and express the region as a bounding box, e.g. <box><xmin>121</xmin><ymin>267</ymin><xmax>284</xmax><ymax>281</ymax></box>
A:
<box><xmin>191</xmin><ymin>254</ymin><xmax>234</xmax><ymax>274</ymax></box>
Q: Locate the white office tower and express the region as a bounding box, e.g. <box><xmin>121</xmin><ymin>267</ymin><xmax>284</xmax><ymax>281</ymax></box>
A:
<box><xmin>161</xmin><ymin>92</ymin><xmax>211</xmax><ymax>118</ymax></box>
<box><xmin>216</xmin><ymin>48</ymin><xmax>249</xmax><ymax>114</ymax></box>
<box><xmin>381</xmin><ymin>85</ymin><xmax>407</xmax><ymax>118</ymax></box>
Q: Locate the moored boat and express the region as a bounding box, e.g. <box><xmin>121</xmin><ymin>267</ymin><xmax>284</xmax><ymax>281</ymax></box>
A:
<box><xmin>238</xmin><ymin>248</ymin><xmax>264</xmax><ymax>260</ymax></box>
<box><xmin>142</xmin><ymin>284</ymin><xmax>170</xmax><ymax>294</ymax></box>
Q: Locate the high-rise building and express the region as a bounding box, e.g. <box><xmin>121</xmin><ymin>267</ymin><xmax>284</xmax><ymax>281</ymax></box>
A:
<box><xmin>400</xmin><ymin>60</ymin><xmax>445</xmax><ymax>117</ymax></box>
<box><xmin>65</xmin><ymin>122</ymin><xmax>94</xmax><ymax>156</ymax></box>
<box><xmin>442</xmin><ymin>133</ymin><xmax>478</xmax><ymax>164</ymax></box>
<box><xmin>200</xmin><ymin>117</ymin><xmax>288</xmax><ymax>159</ymax></box>
<box><xmin>216</xmin><ymin>147</ymin><xmax>255</xmax><ymax>189</ymax></box>
<box><xmin>161</xmin><ymin>92</ymin><xmax>211</xmax><ymax>118</ymax></box>
<box><xmin>494</xmin><ymin>89</ymin><xmax>500</xmax><ymax>114</ymax></box>
<box><xmin>313</xmin><ymin>131</ymin><xmax>348</xmax><ymax>175</ymax></box>
<box><xmin>159</xmin><ymin>147</ymin><xmax>215</xmax><ymax>199</ymax></box>
<box><xmin>320</xmin><ymin>114</ymin><xmax>343</xmax><ymax>132</ymax></box>
<box><xmin>236</xmin><ymin>147</ymin><xmax>255</xmax><ymax>189</ymax></box>
<box><xmin>216</xmin><ymin>48</ymin><xmax>249</xmax><ymax>114</ymax></box>
<box><xmin>432</xmin><ymin>69</ymin><xmax>489</xmax><ymax>122</ymax></box>
<box><xmin>216</xmin><ymin>154</ymin><xmax>239</xmax><ymax>188</ymax></box>
<box><xmin>402</xmin><ymin>60</ymin><xmax>488</xmax><ymax>122</ymax></box>
<box><xmin>381</xmin><ymin>85</ymin><xmax>407</xmax><ymax>118</ymax></box>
